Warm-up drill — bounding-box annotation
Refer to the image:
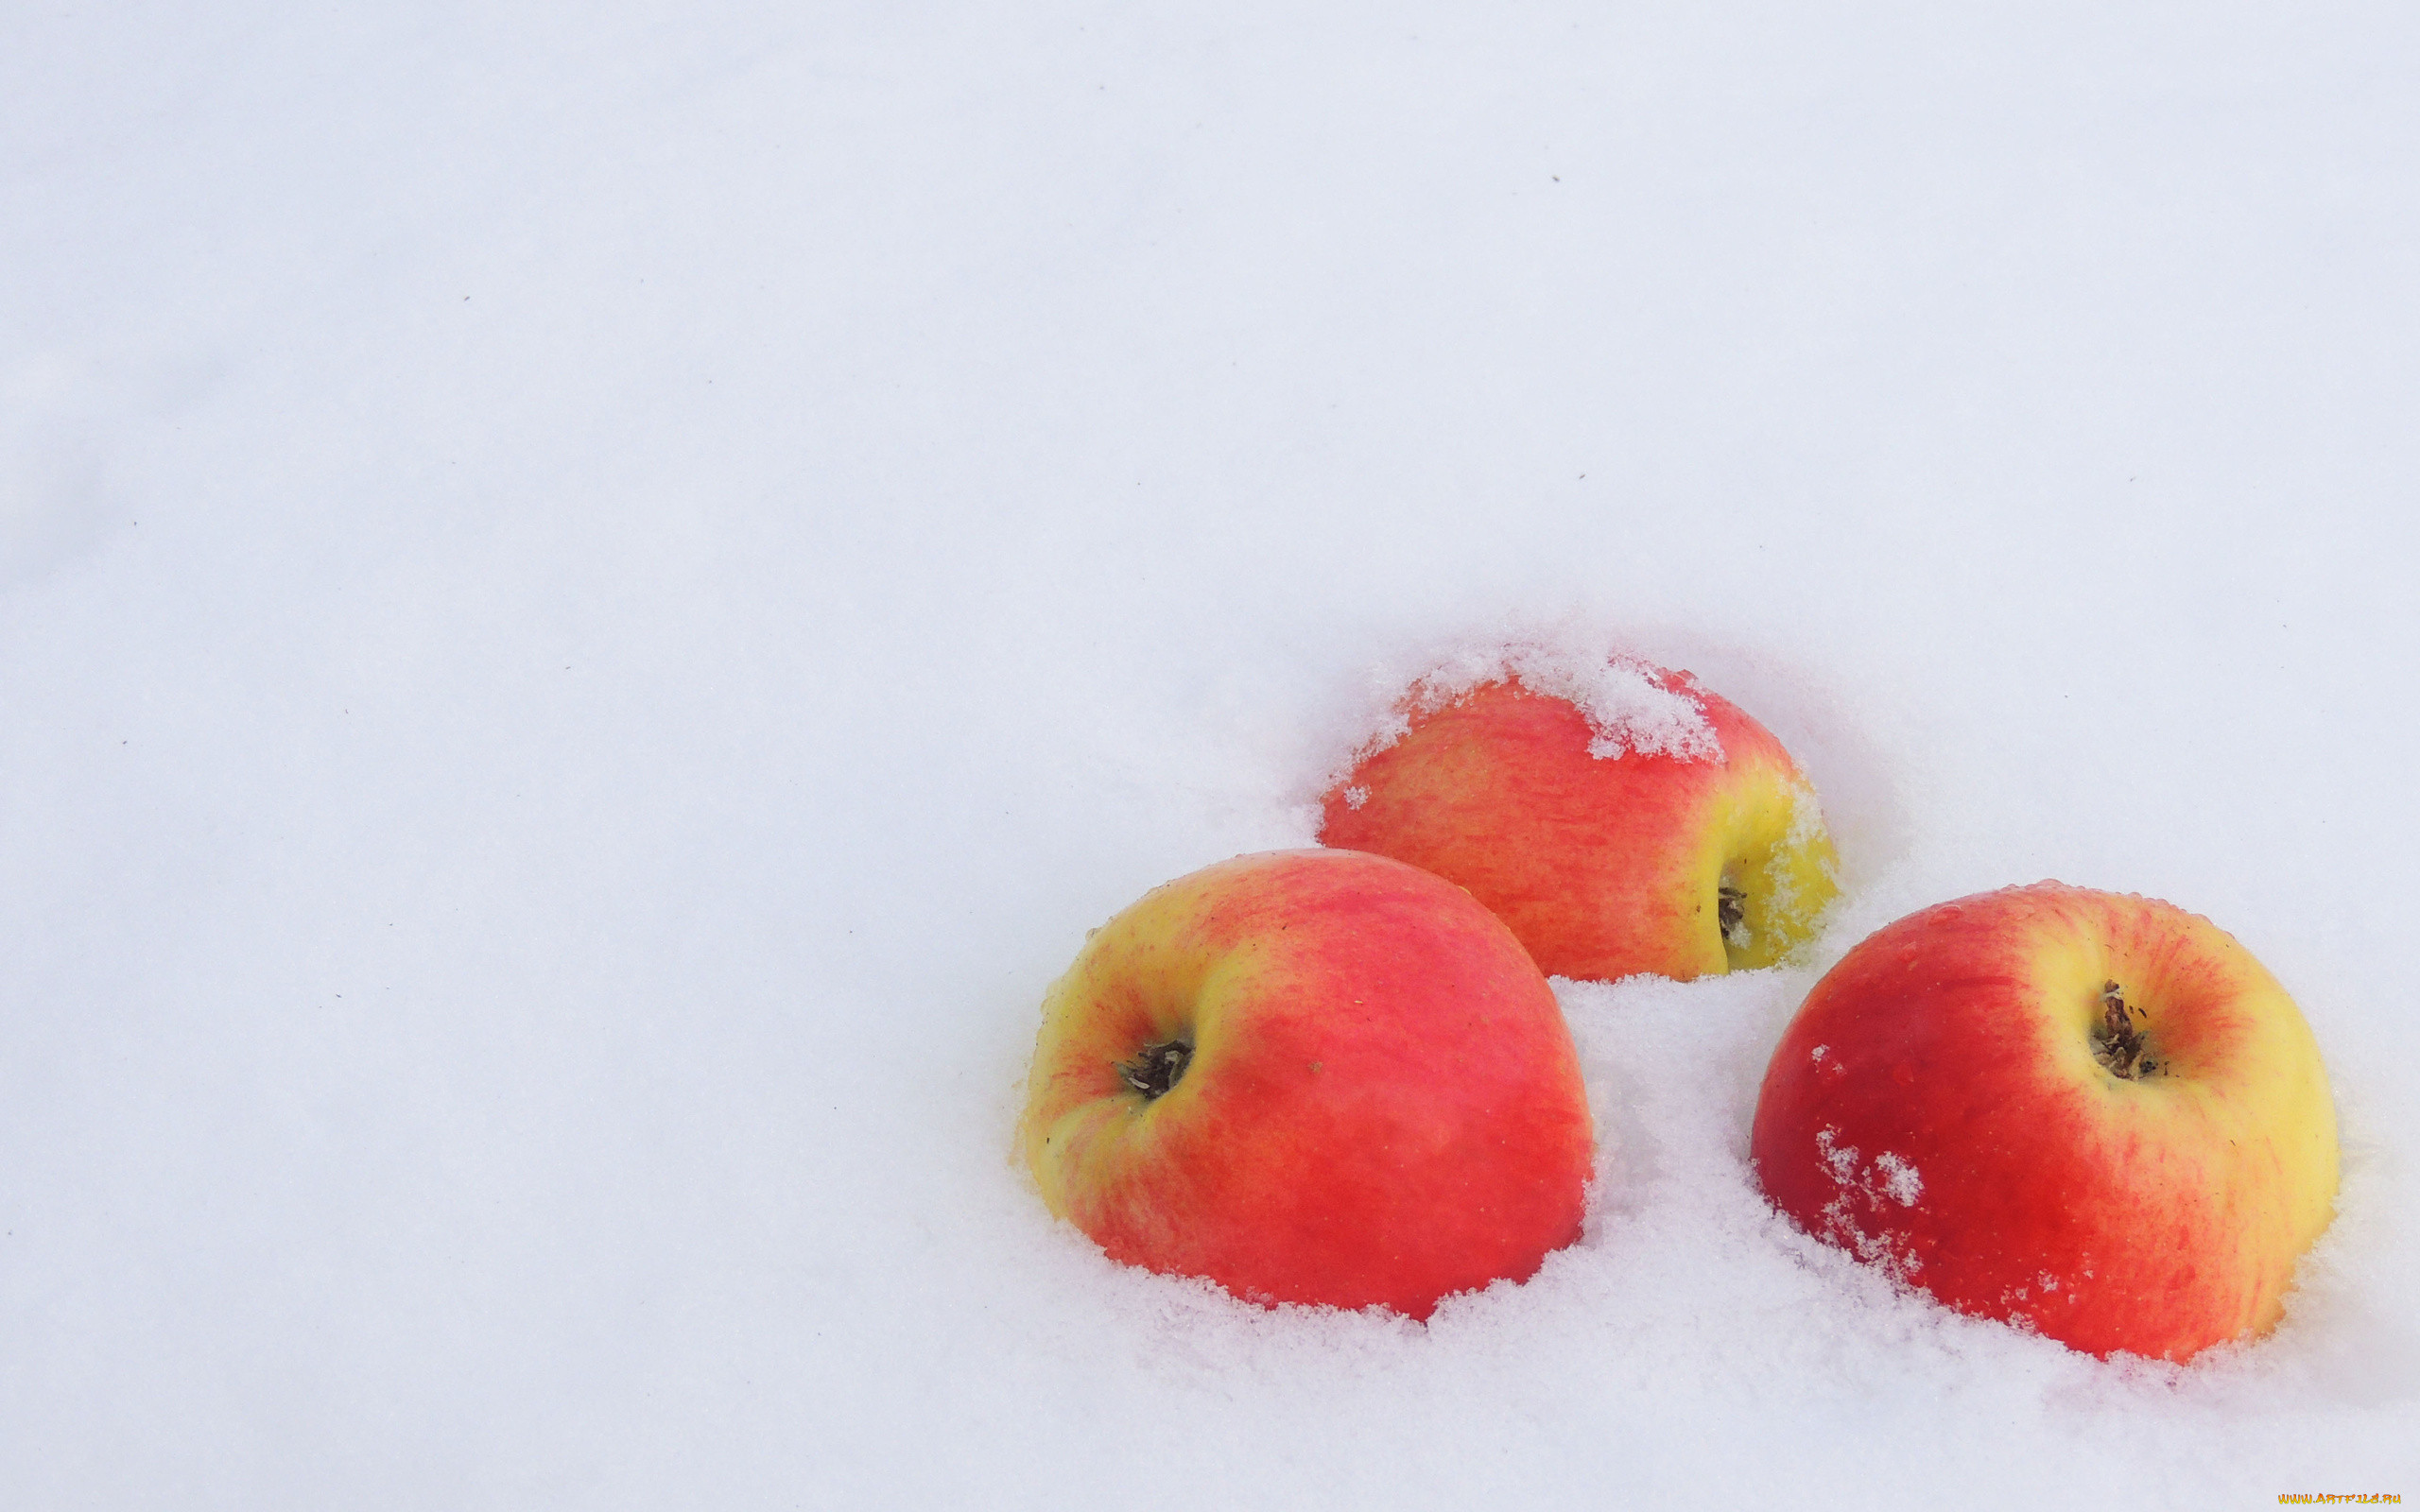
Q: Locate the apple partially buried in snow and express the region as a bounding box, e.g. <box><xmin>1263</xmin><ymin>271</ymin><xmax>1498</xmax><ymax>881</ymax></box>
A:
<box><xmin>1320</xmin><ymin>650</ymin><xmax>1839</xmax><ymax>982</ymax></box>
<box><xmin>1751</xmin><ymin>883</ymin><xmax>2338</xmax><ymax>1361</ymax></box>
<box><xmin>1017</xmin><ymin>848</ymin><xmax>1594</xmax><ymax>1318</ymax></box>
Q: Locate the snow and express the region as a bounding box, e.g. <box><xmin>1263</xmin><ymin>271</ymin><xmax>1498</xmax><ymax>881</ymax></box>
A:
<box><xmin>1331</xmin><ymin>632</ymin><xmax>1722</xmax><ymax>766</ymax></box>
<box><xmin>5</xmin><ymin>2</ymin><xmax>2417</xmax><ymax>1506</ymax></box>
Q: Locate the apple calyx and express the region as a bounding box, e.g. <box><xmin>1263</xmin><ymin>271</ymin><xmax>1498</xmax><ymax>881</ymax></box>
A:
<box><xmin>2093</xmin><ymin>980</ymin><xmax>2160</xmax><ymax>1079</ymax></box>
<box><xmin>1718</xmin><ymin>884</ymin><xmax>1750</xmax><ymax>951</ymax></box>
<box><xmin>1118</xmin><ymin>1039</ymin><xmax>1193</xmax><ymax>1101</ymax></box>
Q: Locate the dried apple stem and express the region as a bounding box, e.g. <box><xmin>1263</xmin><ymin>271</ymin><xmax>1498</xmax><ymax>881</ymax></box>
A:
<box><xmin>1118</xmin><ymin>1040</ymin><xmax>1193</xmax><ymax>1100</ymax></box>
<box><xmin>2094</xmin><ymin>980</ymin><xmax>2160</xmax><ymax>1078</ymax></box>
<box><xmin>1719</xmin><ymin>885</ymin><xmax>1749</xmax><ymax>950</ymax></box>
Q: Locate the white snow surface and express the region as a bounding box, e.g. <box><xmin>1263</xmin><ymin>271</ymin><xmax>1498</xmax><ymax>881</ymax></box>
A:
<box><xmin>5</xmin><ymin>3</ymin><xmax>2416</xmax><ymax>1507</ymax></box>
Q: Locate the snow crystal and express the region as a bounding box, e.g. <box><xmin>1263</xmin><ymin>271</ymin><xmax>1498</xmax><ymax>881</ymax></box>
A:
<box><xmin>1873</xmin><ymin>1152</ymin><xmax>1925</xmax><ymax>1207</ymax></box>
<box><xmin>1340</xmin><ymin>630</ymin><xmax>1724</xmax><ymax>783</ymax></box>
<box><xmin>1818</xmin><ymin>1125</ymin><xmax>1862</xmax><ymax>1184</ymax></box>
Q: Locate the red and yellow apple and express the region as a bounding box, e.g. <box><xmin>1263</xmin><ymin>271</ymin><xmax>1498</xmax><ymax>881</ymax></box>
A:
<box><xmin>1750</xmin><ymin>883</ymin><xmax>2338</xmax><ymax>1361</ymax></box>
<box><xmin>1017</xmin><ymin>848</ymin><xmax>1595</xmax><ymax>1318</ymax></box>
<box><xmin>1319</xmin><ymin>652</ymin><xmax>1838</xmax><ymax>981</ymax></box>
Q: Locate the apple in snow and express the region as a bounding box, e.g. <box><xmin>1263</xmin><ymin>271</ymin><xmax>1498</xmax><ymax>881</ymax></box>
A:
<box><xmin>1320</xmin><ymin>647</ymin><xmax>1839</xmax><ymax>982</ymax></box>
<box><xmin>1750</xmin><ymin>883</ymin><xmax>2338</xmax><ymax>1361</ymax></box>
<box><xmin>1017</xmin><ymin>848</ymin><xmax>1594</xmax><ymax>1318</ymax></box>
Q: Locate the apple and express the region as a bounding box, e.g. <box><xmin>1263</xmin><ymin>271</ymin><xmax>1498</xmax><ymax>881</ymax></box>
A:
<box><xmin>1017</xmin><ymin>848</ymin><xmax>1595</xmax><ymax>1318</ymax></box>
<box><xmin>1750</xmin><ymin>883</ymin><xmax>2339</xmax><ymax>1361</ymax></box>
<box><xmin>1319</xmin><ymin>648</ymin><xmax>1839</xmax><ymax>982</ymax></box>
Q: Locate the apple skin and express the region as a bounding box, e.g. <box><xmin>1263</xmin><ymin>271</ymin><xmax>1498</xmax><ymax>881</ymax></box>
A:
<box><xmin>1750</xmin><ymin>883</ymin><xmax>2338</xmax><ymax>1361</ymax></box>
<box><xmin>1017</xmin><ymin>848</ymin><xmax>1594</xmax><ymax>1319</ymax></box>
<box><xmin>1319</xmin><ymin>663</ymin><xmax>1838</xmax><ymax>982</ymax></box>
